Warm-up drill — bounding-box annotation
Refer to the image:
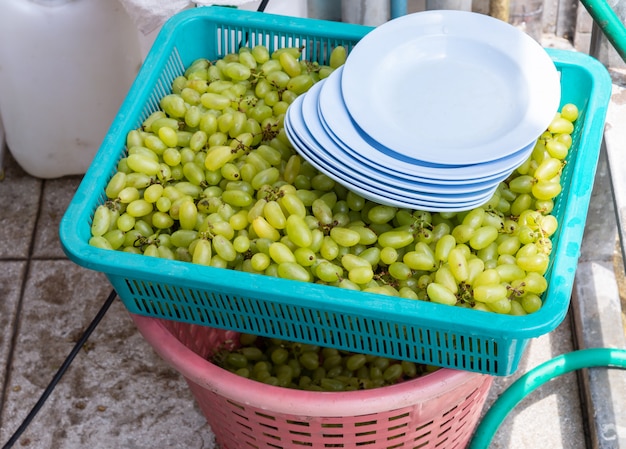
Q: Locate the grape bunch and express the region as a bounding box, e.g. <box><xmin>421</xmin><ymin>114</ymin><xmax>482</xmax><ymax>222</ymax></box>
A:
<box><xmin>88</xmin><ymin>42</ymin><xmax>579</xmax><ymax>316</ymax></box>
<box><xmin>212</xmin><ymin>333</ymin><xmax>436</xmax><ymax>391</ymax></box>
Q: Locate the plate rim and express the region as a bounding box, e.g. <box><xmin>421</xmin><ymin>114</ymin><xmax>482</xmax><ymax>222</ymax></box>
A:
<box><xmin>340</xmin><ymin>9</ymin><xmax>560</xmax><ymax>165</ymax></box>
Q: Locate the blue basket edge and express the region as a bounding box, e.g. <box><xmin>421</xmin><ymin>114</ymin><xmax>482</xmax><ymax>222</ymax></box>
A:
<box><xmin>57</xmin><ymin>13</ymin><xmax>615</xmax><ymax>348</ymax></box>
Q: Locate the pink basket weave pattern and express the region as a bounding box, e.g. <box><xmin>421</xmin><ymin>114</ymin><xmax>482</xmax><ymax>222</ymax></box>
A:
<box><xmin>130</xmin><ymin>314</ymin><xmax>493</xmax><ymax>449</ymax></box>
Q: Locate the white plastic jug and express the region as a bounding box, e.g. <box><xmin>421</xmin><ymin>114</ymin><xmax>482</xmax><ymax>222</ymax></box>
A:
<box><xmin>0</xmin><ymin>0</ymin><xmax>143</xmax><ymax>178</ymax></box>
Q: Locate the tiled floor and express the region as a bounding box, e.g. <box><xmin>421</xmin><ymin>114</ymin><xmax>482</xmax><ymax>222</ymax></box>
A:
<box><xmin>0</xmin><ymin>153</ymin><xmax>216</xmax><ymax>448</ymax></box>
<box><xmin>0</xmin><ymin>147</ymin><xmax>588</xmax><ymax>449</ymax></box>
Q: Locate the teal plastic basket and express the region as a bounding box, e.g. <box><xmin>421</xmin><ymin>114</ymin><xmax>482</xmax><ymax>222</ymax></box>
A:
<box><xmin>59</xmin><ymin>6</ymin><xmax>613</xmax><ymax>376</ymax></box>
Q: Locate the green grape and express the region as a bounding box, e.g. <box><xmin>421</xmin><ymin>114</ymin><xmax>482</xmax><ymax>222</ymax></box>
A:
<box><xmin>508</xmin><ymin>175</ymin><xmax>534</xmax><ymax>194</ymax></box>
<box><xmin>434</xmin><ymin>234</ymin><xmax>456</xmax><ymax>263</ymax></box>
<box><xmin>517</xmin><ymin>253</ymin><xmax>550</xmax><ymax>274</ymax></box>
<box><xmin>451</xmin><ymin>224</ymin><xmax>474</xmax><ymax>244</ymax></box>
<box><xmin>278</xmin><ymin>51</ymin><xmax>301</xmax><ymax>77</ymax></box>
<box><xmin>560</xmin><ymin>103</ymin><xmax>579</xmax><ymax>122</ymax></box>
<box><xmin>126</xmin><ymin>199</ymin><xmax>153</xmax><ymax>218</ymax></box>
<box><xmin>435</xmin><ymin>265</ymin><xmax>458</xmax><ymax>294</ymax></box>
<box><xmin>91</xmin><ymin>205</ymin><xmax>113</xmax><ymax>237</ymax></box>
<box><xmin>377</xmin><ymin>229</ymin><xmax>414</xmax><ymax>249</ymax></box>
<box><xmin>105</xmin><ymin>172</ymin><xmax>127</xmax><ymax>199</ymax></box>
<box><xmin>224</xmin><ymin>62</ymin><xmax>251</xmax><ymax>81</ymax></box>
<box><xmin>286</xmin><ymin>74</ymin><xmax>314</xmax><ymax>95</ymax></box>
<box><xmin>117</xmin><ymin>213</ymin><xmax>136</xmax><ymax>232</ymax></box>
<box><xmin>403</xmin><ymin>250</ymin><xmax>436</xmax><ymax>271</ymax></box>
<box><xmin>474</xmin><ymin>284</ymin><xmax>508</xmax><ymax>303</ymax></box>
<box><xmin>462</xmin><ymin>207</ymin><xmax>485</xmax><ymax>228</ymax></box>
<box><xmin>143</xmin><ymin>184</ymin><xmax>164</xmax><ymax>204</ymax></box>
<box><xmin>546</xmin><ymin>139</ymin><xmax>569</xmax><ymax>159</ymax></box>
<box><xmin>341</xmin><ymin>253</ymin><xmax>371</xmax><ymax>271</ymax></box>
<box><xmin>521</xmin><ymin>272</ymin><xmax>548</xmax><ymax>294</ymax></box>
<box><xmin>495</xmin><ymin>263</ymin><xmax>526</xmax><ymax>283</ymax></box>
<box><xmin>250</xmin><ymin>45</ymin><xmax>270</xmax><ymax>64</ymax></box>
<box><xmin>348</xmin><ymin>266</ymin><xmax>374</xmax><ymax>285</ymax></box>
<box><xmin>330</xmin><ymin>227</ymin><xmax>361</xmax><ymax>247</ymax></box>
<box><xmin>509</xmin><ymin>300</ymin><xmax>527</xmax><ymax>316</ymax></box>
<box><xmin>192</xmin><ymin>239</ymin><xmax>212</xmax><ymax>265</ymax></box>
<box><xmin>466</xmin><ymin>258</ymin><xmax>485</xmax><ymax>285</ymax></box>
<box><xmin>447</xmin><ymin>247</ymin><xmax>469</xmax><ymax>282</ymax></box>
<box><xmin>367</xmin><ymin>205</ymin><xmax>397</xmax><ymax>224</ymax></box>
<box><xmin>388</xmin><ymin>262</ymin><xmax>412</xmax><ymax>281</ymax></box>
<box><xmin>469</xmin><ymin>226</ymin><xmax>498</xmax><ymax>250</ymax></box>
<box><xmin>315</xmin><ymin>260</ymin><xmax>343</xmax><ymax>283</ymax></box>
<box><xmin>486</xmin><ymin>297</ymin><xmax>512</xmax><ymax>314</ymax></box>
<box><xmin>160</xmin><ymin>94</ymin><xmax>187</xmax><ymax>118</ymax></box>
<box><xmin>158</xmin><ymin>126</ymin><xmax>179</xmax><ymax>148</ymax></box>
<box><xmin>380</xmin><ymin>246</ymin><xmax>399</xmax><ymax>265</ymax></box>
<box><xmin>250</xmin><ymin>252</ymin><xmax>271</xmax><ymax>272</ymax></box>
<box><xmin>327</xmin><ymin>45</ymin><xmax>346</xmax><ymax>69</ymax></box>
<box><xmin>126</xmin><ymin>153</ymin><xmax>160</xmax><ymax>176</ymax></box>
<box><xmin>532</xmin><ymin>180</ymin><xmax>562</xmax><ymax>201</ymax></box>
<box><xmin>89</xmin><ymin>236</ymin><xmax>113</xmax><ymax>249</ymax></box>
<box><xmin>497</xmin><ymin>235</ymin><xmax>521</xmax><ymax>256</ymax></box>
<box><xmin>538</xmin><ymin>215</ymin><xmax>558</xmax><ymax>237</ymax></box>
<box><xmin>473</xmin><ymin>268</ymin><xmax>500</xmax><ymax>288</ymax></box>
<box><xmin>251</xmin><ymin>216</ymin><xmax>281</xmax><ymax>241</ymax></box>
<box><xmin>356</xmin><ymin>247</ymin><xmax>381</xmax><ymax>267</ymax></box>
<box><xmin>277</xmin><ymin>262</ymin><xmax>311</xmax><ymax>282</ymax></box>
<box><xmin>427</xmin><ymin>282</ymin><xmax>457</xmax><ymax>306</ymax></box>
<box><xmin>548</xmin><ymin>116</ymin><xmax>574</xmax><ymax>134</ymax></box>
<box><xmin>521</xmin><ymin>293</ymin><xmax>543</xmax><ymax>313</ymax></box>
<box><xmin>269</xmin><ymin>241</ymin><xmax>296</xmax><ymax>264</ymax></box>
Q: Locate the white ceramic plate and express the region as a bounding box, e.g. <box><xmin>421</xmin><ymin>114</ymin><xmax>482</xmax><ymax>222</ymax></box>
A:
<box><xmin>285</xmin><ymin>115</ymin><xmax>495</xmax><ymax>208</ymax></box>
<box><xmin>289</xmin><ymin>83</ymin><xmax>505</xmax><ymax>201</ymax></box>
<box><xmin>285</xmin><ymin>116</ymin><xmax>495</xmax><ymax>211</ymax></box>
<box><xmin>285</xmin><ymin>95</ymin><xmax>498</xmax><ymax>209</ymax></box>
<box><xmin>340</xmin><ymin>10</ymin><xmax>560</xmax><ymax>165</ymax></box>
<box><xmin>291</xmin><ymin>80</ymin><xmax>506</xmax><ymax>195</ymax></box>
<box><xmin>316</xmin><ymin>67</ymin><xmax>535</xmax><ymax>182</ymax></box>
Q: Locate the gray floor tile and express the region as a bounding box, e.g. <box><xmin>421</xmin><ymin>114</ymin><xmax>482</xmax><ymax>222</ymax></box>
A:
<box><xmin>0</xmin><ymin>261</ymin><xmax>27</xmax><ymax>390</ymax></box>
<box><xmin>0</xmin><ymin>152</ymin><xmax>42</xmax><ymax>260</ymax></box>
<box><xmin>0</xmin><ymin>260</ymin><xmax>214</xmax><ymax>449</ymax></box>
<box><xmin>32</xmin><ymin>177</ymin><xmax>82</xmax><ymax>260</ymax></box>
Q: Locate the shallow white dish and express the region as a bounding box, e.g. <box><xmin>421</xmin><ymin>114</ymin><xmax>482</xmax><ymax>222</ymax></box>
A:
<box><xmin>285</xmin><ymin>116</ymin><xmax>495</xmax><ymax>211</ymax></box>
<box><xmin>285</xmin><ymin>95</ymin><xmax>498</xmax><ymax>209</ymax></box>
<box><xmin>288</xmin><ymin>84</ymin><xmax>506</xmax><ymax>201</ymax></box>
<box><xmin>316</xmin><ymin>67</ymin><xmax>535</xmax><ymax>182</ymax></box>
<box><xmin>340</xmin><ymin>10</ymin><xmax>560</xmax><ymax>166</ymax></box>
<box><xmin>287</xmin><ymin>82</ymin><xmax>508</xmax><ymax>194</ymax></box>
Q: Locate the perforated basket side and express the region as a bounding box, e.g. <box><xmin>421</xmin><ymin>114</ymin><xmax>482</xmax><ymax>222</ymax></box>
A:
<box><xmin>109</xmin><ymin>272</ymin><xmax>524</xmax><ymax>375</ymax></box>
<box><xmin>131</xmin><ymin>314</ymin><xmax>493</xmax><ymax>449</ymax></box>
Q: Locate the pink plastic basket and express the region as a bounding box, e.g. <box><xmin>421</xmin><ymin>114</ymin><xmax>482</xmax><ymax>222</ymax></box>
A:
<box><xmin>130</xmin><ymin>314</ymin><xmax>493</xmax><ymax>449</ymax></box>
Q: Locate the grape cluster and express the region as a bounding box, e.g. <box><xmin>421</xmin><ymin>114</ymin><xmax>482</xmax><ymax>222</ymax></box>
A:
<box><xmin>212</xmin><ymin>333</ymin><xmax>434</xmax><ymax>391</ymax></box>
<box><xmin>88</xmin><ymin>43</ymin><xmax>579</xmax><ymax>316</ymax></box>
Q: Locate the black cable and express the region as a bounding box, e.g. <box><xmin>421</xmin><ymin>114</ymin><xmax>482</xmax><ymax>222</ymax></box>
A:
<box><xmin>257</xmin><ymin>0</ymin><xmax>270</xmax><ymax>12</ymax></box>
<box><xmin>1</xmin><ymin>289</ymin><xmax>117</xmax><ymax>449</ymax></box>
<box><xmin>238</xmin><ymin>0</ymin><xmax>271</xmax><ymax>48</ymax></box>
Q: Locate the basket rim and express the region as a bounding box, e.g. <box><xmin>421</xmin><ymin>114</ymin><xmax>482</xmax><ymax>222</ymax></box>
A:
<box><xmin>59</xmin><ymin>6</ymin><xmax>613</xmax><ymax>376</ymax></box>
<box><xmin>59</xmin><ymin>45</ymin><xmax>614</xmax><ymax>345</ymax></box>
<box><xmin>130</xmin><ymin>313</ymin><xmax>490</xmax><ymax>417</ymax></box>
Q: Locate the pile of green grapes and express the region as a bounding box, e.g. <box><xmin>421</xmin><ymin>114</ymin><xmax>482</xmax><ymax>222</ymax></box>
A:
<box><xmin>89</xmin><ymin>43</ymin><xmax>579</xmax><ymax>316</ymax></box>
<box><xmin>211</xmin><ymin>333</ymin><xmax>436</xmax><ymax>391</ymax></box>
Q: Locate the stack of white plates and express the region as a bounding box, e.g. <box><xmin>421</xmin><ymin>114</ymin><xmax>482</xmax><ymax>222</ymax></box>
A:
<box><xmin>284</xmin><ymin>10</ymin><xmax>561</xmax><ymax>212</ymax></box>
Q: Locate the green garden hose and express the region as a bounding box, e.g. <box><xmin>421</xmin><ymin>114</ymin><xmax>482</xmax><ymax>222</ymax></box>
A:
<box><xmin>469</xmin><ymin>348</ymin><xmax>626</xmax><ymax>449</ymax></box>
<box><xmin>579</xmin><ymin>0</ymin><xmax>626</xmax><ymax>63</ymax></box>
